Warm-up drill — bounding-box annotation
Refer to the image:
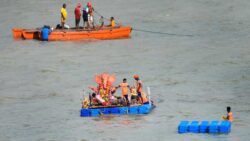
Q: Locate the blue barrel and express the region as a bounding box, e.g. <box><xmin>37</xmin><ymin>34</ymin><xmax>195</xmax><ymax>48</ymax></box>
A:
<box><xmin>209</xmin><ymin>121</ymin><xmax>219</xmax><ymax>133</ymax></box>
<box><xmin>80</xmin><ymin>109</ymin><xmax>90</xmax><ymax>117</ymax></box>
<box><xmin>219</xmin><ymin>121</ymin><xmax>231</xmax><ymax>133</ymax></box>
<box><xmin>119</xmin><ymin>107</ymin><xmax>128</xmax><ymax>114</ymax></box>
<box><xmin>110</xmin><ymin>107</ymin><xmax>120</xmax><ymax>114</ymax></box>
<box><xmin>41</xmin><ymin>27</ymin><xmax>50</xmax><ymax>41</ymax></box>
<box><xmin>188</xmin><ymin>121</ymin><xmax>199</xmax><ymax>133</ymax></box>
<box><xmin>90</xmin><ymin>109</ymin><xmax>100</xmax><ymax>117</ymax></box>
<box><xmin>199</xmin><ymin>121</ymin><xmax>209</xmax><ymax>133</ymax></box>
<box><xmin>178</xmin><ymin>121</ymin><xmax>189</xmax><ymax>133</ymax></box>
<box><xmin>129</xmin><ymin>106</ymin><xmax>138</xmax><ymax>114</ymax></box>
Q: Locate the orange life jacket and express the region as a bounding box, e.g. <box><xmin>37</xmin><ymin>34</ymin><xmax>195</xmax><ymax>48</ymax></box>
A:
<box><xmin>120</xmin><ymin>82</ymin><xmax>129</xmax><ymax>96</ymax></box>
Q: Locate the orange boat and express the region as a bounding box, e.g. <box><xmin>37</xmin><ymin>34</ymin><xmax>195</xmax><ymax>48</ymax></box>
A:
<box><xmin>12</xmin><ymin>26</ymin><xmax>132</xmax><ymax>41</ymax></box>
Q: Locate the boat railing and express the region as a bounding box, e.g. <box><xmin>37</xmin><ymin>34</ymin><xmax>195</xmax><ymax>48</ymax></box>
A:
<box><xmin>147</xmin><ymin>86</ymin><xmax>151</xmax><ymax>106</ymax></box>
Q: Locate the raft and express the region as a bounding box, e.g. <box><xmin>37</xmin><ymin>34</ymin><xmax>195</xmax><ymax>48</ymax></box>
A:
<box><xmin>178</xmin><ymin>120</ymin><xmax>231</xmax><ymax>134</ymax></box>
<box><xmin>12</xmin><ymin>26</ymin><xmax>132</xmax><ymax>41</ymax></box>
<box><xmin>80</xmin><ymin>103</ymin><xmax>155</xmax><ymax>117</ymax></box>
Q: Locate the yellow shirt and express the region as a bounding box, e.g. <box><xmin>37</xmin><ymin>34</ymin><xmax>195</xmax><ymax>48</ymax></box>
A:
<box><xmin>111</xmin><ymin>20</ymin><xmax>116</xmax><ymax>27</ymax></box>
<box><xmin>61</xmin><ymin>8</ymin><xmax>67</xmax><ymax>22</ymax></box>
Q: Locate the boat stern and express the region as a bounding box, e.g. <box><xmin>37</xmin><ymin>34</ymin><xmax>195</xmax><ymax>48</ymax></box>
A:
<box><xmin>12</xmin><ymin>28</ymin><xmax>24</xmax><ymax>39</ymax></box>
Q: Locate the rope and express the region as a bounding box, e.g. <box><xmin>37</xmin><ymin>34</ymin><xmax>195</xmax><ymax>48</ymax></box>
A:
<box><xmin>94</xmin><ymin>10</ymin><xmax>110</xmax><ymax>21</ymax></box>
<box><xmin>93</xmin><ymin>9</ymin><xmax>122</xmax><ymax>25</ymax></box>
<box><xmin>133</xmin><ymin>28</ymin><xmax>195</xmax><ymax>37</ymax></box>
<box><xmin>93</xmin><ymin>9</ymin><xmax>194</xmax><ymax>37</ymax></box>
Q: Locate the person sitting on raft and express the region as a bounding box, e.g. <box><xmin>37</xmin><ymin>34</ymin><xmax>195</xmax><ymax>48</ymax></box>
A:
<box><xmin>130</xmin><ymin>86</ymin><xmax>149</xmax><ymax>105</ymax></box>
<box><xmin>109</xmin><ymin>86</ymin><xmax>118</xmax><ymax>105</ymax></box>
<box><xmin>130</xmin><ymin>86</ymin><xmax>138</xmax><ymax>105</ymax></box>
<box><xmin>140</xmin><ymin>91</ymin><xmax>149</xmax><ymax>105</ymax></box>
<box><xmin>99</xmin><ymin>16</ymin><xmax>104</xmax><ymax>29</ymax></box>
<box><xmin>109</xmin><ymin>17</ymin><xmax>116</xmax><ymax>27</ymax></box>
<box><xmin>61</xmin><ymin>3</ymin><xmax>68</xmax><ymax>29</ymax></box>
<box><xmin>222</xmin><ymin>106</ymin><xmax>234</xmax><ymax>122</ymax></box>
<box><xmin>90</xmin><ymin>93</ymin><xmax>99</xmax><ymax>106</ymax></box>
<box><xmin>116</xmin><ymin>78</ymin><xmax>130</xmax><ymax>106</ymax></box>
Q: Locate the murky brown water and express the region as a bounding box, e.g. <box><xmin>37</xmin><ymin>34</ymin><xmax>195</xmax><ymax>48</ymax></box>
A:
<box><xmin>1</xmin><ymin>0</ymin><xmax>250</xmax><ymax>141</ymax></box>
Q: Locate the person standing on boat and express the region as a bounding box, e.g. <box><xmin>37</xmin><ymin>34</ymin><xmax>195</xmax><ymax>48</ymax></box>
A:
<box><xmin>133</xmin><ymin>74</ymin><xmax>144</xmax><ymax>104</ymax></box>
<box><xmin>74</xmin><ymin>3</ymin><xmax>81</xmax><ymax>29</ymax></box>
<box><xmin>61</xmin><ymin>3</ymin><xmax>68</xmax><ymax>29</ymax></box>
<box><xmin>82</xmin><ymin>4</ymin><xmax>89</xmax><ymax>29</ymax></box>
<box><xmin>87</xmin><ymin>2</ymin><xmax>95</xmax><ymax>29</ymax></box>
<box><xmin>116</xmin><ymin>78</ymin><xmax>130</xmax><ymax>106</ymax></box>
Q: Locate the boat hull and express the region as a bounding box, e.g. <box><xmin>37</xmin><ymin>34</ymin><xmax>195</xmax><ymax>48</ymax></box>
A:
<box><xmin>12</xmin><ymin>26</ymin><xmax>132</xmax><ymax>41</ymax></box>
<box><xmin>80</xmin><ymin>103</ymin><xmax>155</xmax><ymax>117</ymax></box>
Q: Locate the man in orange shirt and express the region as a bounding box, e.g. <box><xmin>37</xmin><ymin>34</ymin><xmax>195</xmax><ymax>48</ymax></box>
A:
<box><xmin>117</xmin><ymin>78</ymin><xmax>130</xmax><ymax>106</ymax></box>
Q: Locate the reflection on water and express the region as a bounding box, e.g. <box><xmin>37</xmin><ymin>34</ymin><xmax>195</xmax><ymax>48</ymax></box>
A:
<box><xmin>92</xmin><ymin>115</ymin><xmax>145</xmax><ymax>126</ymax></box>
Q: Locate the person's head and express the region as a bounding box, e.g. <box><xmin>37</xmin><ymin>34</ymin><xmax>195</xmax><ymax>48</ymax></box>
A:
<box><xmin>77</xmin><ymin>3</ymin><xmax>81</xmax><ymax>8</ymax></box>
<box><xmin>63</xmin><ymin>3</ymin><xmax>66</xmax><ymax>8</ymax></box>
<box><xmin>227</xmin><ymin>106</ymin><xmax>231</xmax><ymax>113</ymax></box>
<box><xmin>87</xmin><ymin>2</ymin><xmax>92</xmax><ymax>7</ymax></box>
<box><xmin>130</xmin><ymin>86</ymin><xmax>135</xmax><ymax>91</ymax></box>
<box><xmin>133</xmin><ymin>74</ymin><xmax>139</xmax><ymax>80</ymax></box>
<box><xmin>111</xmin><ymin>17</ymin><xmax>114</xmax><ymax>21</ymax></box>
<box><xmin>101</xmin><ymin>16</ymin><xmax>104</xmax><ymax>19</ymax></box>
<box><xmin>92</xmin><ymin>93</ymin><xmax>96</xmax><ymax>97</ymax></box>
<box><xmin>123</xmin><ymin>78</ymin><xmax>127</xmax><ymax>83</ymax></box>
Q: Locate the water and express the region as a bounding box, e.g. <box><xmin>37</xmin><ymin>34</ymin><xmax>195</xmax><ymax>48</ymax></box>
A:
<box><xmin>1</xmin><ymin>0</ymin><xmax>250</xmax><ymax>141</ymax></box>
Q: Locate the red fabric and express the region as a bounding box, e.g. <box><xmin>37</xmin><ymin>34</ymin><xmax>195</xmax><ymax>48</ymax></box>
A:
<box><xmin>74</xmin><ymin>6</ymin><xmax>81</xmax><ymax>19</ymax></box>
